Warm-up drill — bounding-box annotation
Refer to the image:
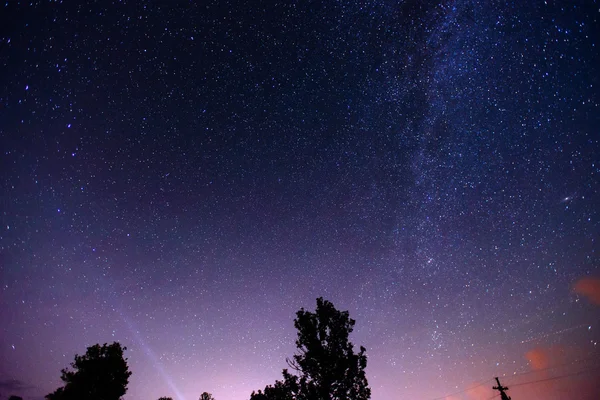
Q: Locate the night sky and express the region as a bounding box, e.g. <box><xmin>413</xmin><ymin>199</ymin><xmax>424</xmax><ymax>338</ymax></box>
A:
<box><xmin>1</xmin><ymin>1</ymin><xmax>599</xmax><ymax>400</ymax></box>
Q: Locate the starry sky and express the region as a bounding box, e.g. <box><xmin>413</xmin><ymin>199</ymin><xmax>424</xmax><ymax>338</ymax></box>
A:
<box><xmin>1</xmin><ymin>1</ymin><xmax>599</xmax><ymax>400</ymax></box>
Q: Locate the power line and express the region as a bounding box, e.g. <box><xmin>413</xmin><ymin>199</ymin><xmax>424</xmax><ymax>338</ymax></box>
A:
<box><xmin>492</xmin><ymin>377</ymin><xmax>511</xmax><ymax>400</ymax></box>
<box><xmin>426</xmin><ymin>378</ymin><xmax>494</xmax><ymax>400</ymax></box>
<box><xmin>505</xmin><ymin>353</ymin><xmax>600</xmax><ymax>379</ymax></box>
<box><xmin>420</xmin><ymin>353</ymin><xmax>600</xmax><ymax>400</ymax></box>
<box><xmin>507</xmin><ymin>365</ymin><xmax>600</xmax><ymax>388</ymax></box>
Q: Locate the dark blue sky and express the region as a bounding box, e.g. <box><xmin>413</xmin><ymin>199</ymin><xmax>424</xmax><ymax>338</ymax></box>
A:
<box><xmin>1</xmin><ymin>1</ymin><xmax>599</xmax><ymax>400</ymax></box>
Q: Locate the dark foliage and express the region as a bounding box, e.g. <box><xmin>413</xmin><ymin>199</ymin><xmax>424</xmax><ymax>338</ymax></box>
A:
<box><xmin>251</xmin><ymin>297</ymin><xmax>371</xmax><ymax>400</ymax></box>
<box><xmin>9</xmin><ymin>396</ymin><xmax>23</xmax><ymax>400</ymax></box>
<box><xmin>157</xmin><ymin>397</ymin><xmax>174</xmax><ymax>400</ymax></box>
<box><xmin>45</xmin><ymin>342</ymin><xmax>132</xmax><ymax>400</ymax></box>
<box><xmin>250</xmin><ymin>374</ymin><xmax>297</xmax><ymax>400</ymax></box>
<box><xmin>199</xmin><ymin>392</ymin><xmax>214</xmax><ymax>400</ymax></box>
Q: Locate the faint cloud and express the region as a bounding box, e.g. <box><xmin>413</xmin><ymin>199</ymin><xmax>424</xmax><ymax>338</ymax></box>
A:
<box><xmin>0</xmin><ymin>378</ymin><xmax>34</xmax><ymax>392</ymax></box>
<box><xmin>525</xmin><ymin>347</ymin><xmax>551</xmax><ymax>370</ymax></box>
<box><xmin>525</xmin><ymin>346</ymin><xmax>568</xmax><ymax>370</ymax></box>
<box><xmin>573</xmin><ymin>277</ymin><xmax>600</xmax><ymax>305</ymax></box>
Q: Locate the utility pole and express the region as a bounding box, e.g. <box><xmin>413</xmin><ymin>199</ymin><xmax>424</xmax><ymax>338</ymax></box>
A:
<box><xmin>493</xmin><ymin>377</ymin><xmax>511</xmax><ymax>400</ymax></box>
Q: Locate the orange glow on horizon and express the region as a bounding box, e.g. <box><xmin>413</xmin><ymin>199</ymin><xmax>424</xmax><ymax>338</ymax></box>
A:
<box><xmin>573</xmin><ymin>277</ymin><xmax>600</xmax><ymax>306</ymax></box>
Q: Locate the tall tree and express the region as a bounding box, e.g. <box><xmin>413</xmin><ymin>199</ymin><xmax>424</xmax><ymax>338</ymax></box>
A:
<box><xmin>251</xmin><ymin>297</ymin><xmax>371</xmax><ymax>400</ymax></box>
<box><xmin>45</xmin><ymin>342</ymin><xmax>132</xmax><ymax>400</ymax></box>
<box><xmin>199</xmin><ymin>392</ymin><xmax>215</xmax><ymax>400</ymax></box>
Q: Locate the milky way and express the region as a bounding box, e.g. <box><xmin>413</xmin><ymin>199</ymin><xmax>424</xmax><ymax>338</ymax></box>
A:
<box><xmin>1</xmin><ymin>1</ymin><xmax>599</xmax><ymax>400</ymax></box>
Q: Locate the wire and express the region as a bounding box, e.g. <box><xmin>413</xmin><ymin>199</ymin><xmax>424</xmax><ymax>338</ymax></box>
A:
<box><xmin>426</xmin><ymin>378</ymin><xmax>494</xmax><ymax>400</ymax></box>
<box><xmin>419</xmin><ymin>353</ymin><xmax>600</xmax><ymax>400</ymax></box>
<box><xmin>505</xmin><ymin>353</ymin><xmax>600</xmax><ymax>379</ymax></box>
<box><xmin>508</xmin><ymin>365</ymin><xmax>600</xmax><ymax>388</ymax></box>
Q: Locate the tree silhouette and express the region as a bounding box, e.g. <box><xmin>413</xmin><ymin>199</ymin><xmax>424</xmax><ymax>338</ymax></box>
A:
<box><xmin>199</xmin><ymin>392</ymin><xmax>215</xmax><ymax>400</ymax></box>
<box><xmin>251</xmin><ymin>297</ymin><xmax>371</xmax><ymax>400</ymax></box>
<box><xmin>157</xmin><ymin>397</ymin><xmax>174</xmax><ymax>400</ymax></box>
<box><xmin>45</xmin><ymin>342</ymin><xmax>132</xmax><ymax>400</ymax></box>
<box><xmin>9</xmin><ymin>396</ymin><xmax>23</xmax><ymax>400</ymax></box>
<box><xmin>250</xmin><ymin>375</ymin><xmax>297</xmax><ymax>400</ymax></box>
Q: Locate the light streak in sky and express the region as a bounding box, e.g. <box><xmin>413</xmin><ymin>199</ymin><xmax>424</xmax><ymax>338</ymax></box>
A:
<box><xmin>520</xmin><ymin>324</ymin><xmax>590</xmax><ymax>344</ymax></box>
<box><xmin>94</xmin><ymin>269</ymin><xmax>187</xmax><ymax>400</ymax></box>
<box><xmin>117</xmin><ymin>310</ymin><xmax>187</xmax><ymax>400</ymax></box>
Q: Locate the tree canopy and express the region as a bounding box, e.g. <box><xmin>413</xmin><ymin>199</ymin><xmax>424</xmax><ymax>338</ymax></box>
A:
<box><xmin>251</xmin><ymin>297</ymin><xmax>371</xmax><ymax>400</ymax></box>
<box><xmin>45</xmin><ymin>342</ymin><xmax>132</xmax><ymax>400</ymax></box>
<box><xmin>250</xmin><ymin>376</ymin><xmax>297</xmax><ymax>400</ymax></box>
<box><xmin>199</xmin><ymin>392</ymin><xmax>215</xmax><ymax>400</ymax></box>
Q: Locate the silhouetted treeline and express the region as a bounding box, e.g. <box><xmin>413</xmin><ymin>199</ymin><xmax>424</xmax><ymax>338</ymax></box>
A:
<box><xmin>19</xmin><ymin>298</ymin><xmax>370</xmax><ymax>400</ymax></box>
